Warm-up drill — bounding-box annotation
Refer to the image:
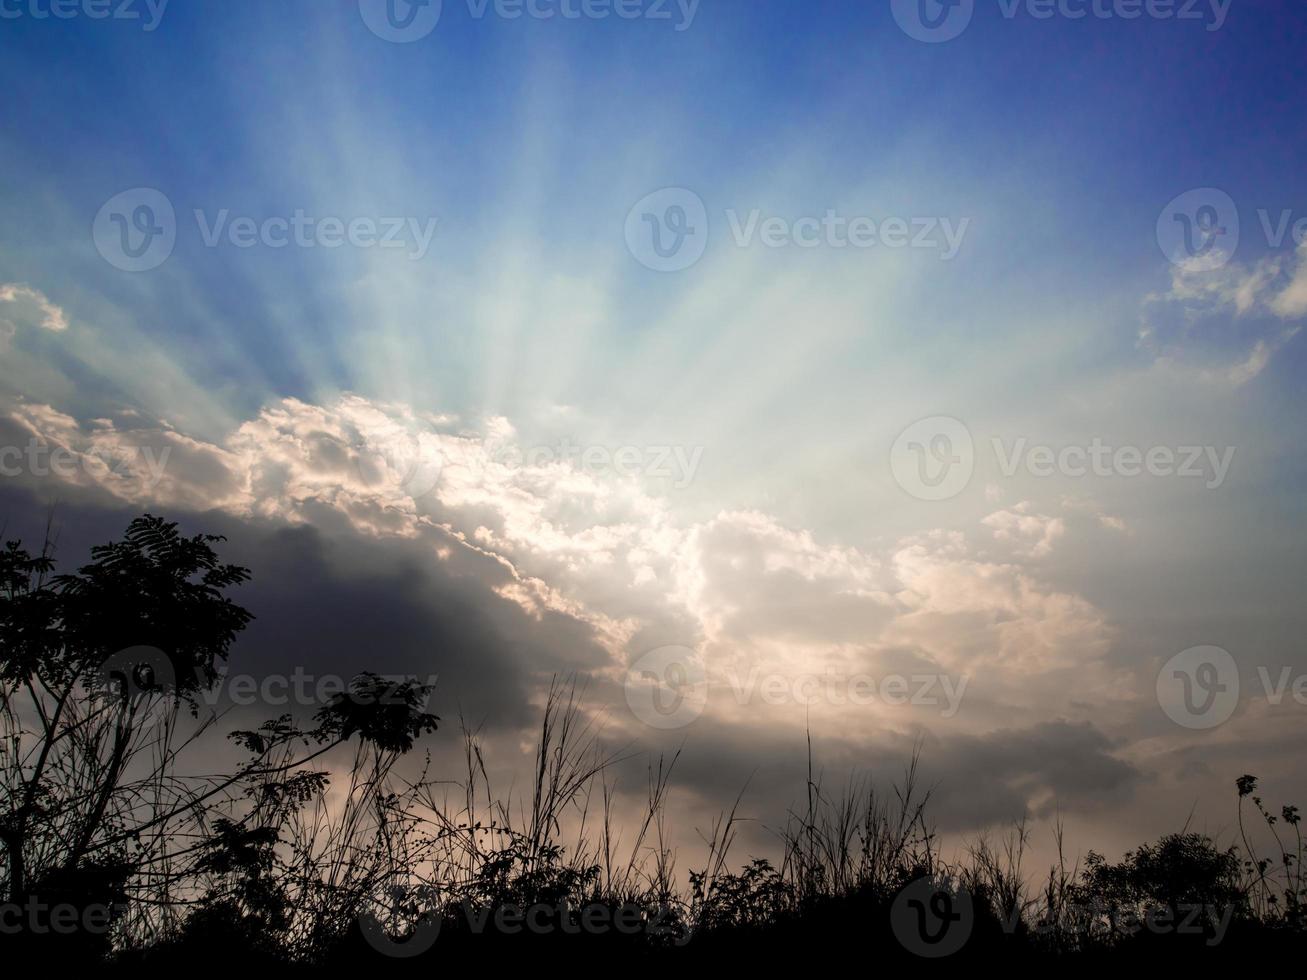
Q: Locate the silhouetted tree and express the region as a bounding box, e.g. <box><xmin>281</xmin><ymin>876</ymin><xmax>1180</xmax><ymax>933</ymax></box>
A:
<box><xmin>0</xmin><ymin>515</ymin><xmax>438</xmax><ymax>962</ymax></box>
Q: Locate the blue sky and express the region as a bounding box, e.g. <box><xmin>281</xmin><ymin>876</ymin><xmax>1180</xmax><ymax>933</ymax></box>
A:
<box><xmin>2</xmin><ymin>0</ymin><xmax>1307</xmax><ymax>863</ymax></box>
<box><xmin>4</xmin><ymin>2</ymin><xmax>1303</xmax><ymax>409</ymax></box>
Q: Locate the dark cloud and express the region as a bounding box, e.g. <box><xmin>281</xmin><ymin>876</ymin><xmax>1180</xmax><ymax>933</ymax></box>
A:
<box><xmin>597</xmin><ymin>713</ymin><xmax>1140</xmax><ymax>860</ymax></box>
<box><xmin>0</xmin><ymin>486</ymin><xmax>610</xmax><ymax>734</ymax></box>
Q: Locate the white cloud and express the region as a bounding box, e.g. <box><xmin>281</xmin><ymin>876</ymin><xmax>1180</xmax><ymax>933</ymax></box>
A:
<box><xmin>1059</xmin><ymin>495</ymin><xmax>1130</xmax><ymax>534</ymax></box>
<box><xmin>6</xmin><ymin>393</ymin><xmax>1128</xmax><ymax>741</ymax></box>
<box><xmin>1269</xmin><ymin>241</ymin><xmax>1307</xmax><ymax>319</ymax></box>
<box><xmin>1140</xmin><ymin>242</ymin><xmax>1307</xmax><ymax>386</ymax></box>
<box><xmin>982</xmin><ymin>502</ymin><xmax>1066</xmax><ymax>557</ymax></box>
<box><xmin>0</xmin><ymin>283</ymin><xmax>69</xmax><ymax>333</ymax></box>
